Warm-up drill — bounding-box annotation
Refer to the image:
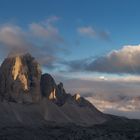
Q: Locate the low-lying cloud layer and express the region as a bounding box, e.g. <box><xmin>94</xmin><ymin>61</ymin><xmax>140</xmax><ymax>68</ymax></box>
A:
<box><xmin>66</xmin><ymin>44</ymin><xmax>140</xmax><ymax>74</ymax></box>
<box><xmin>56</xmin><ymin>76</ymin><xmax>140</xmax><ymax>119</ymax></box>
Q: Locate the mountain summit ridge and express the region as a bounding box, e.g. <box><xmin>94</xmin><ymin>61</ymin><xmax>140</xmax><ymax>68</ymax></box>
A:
<box><xmin>0</xmin><ymin>53</ymin><xmax>41</xmax><ymax>103</ymax></box>
<box><xmin>0</xmin><ymin>53</ymin><xmax>108</xmax><ymax>126</ymax></box>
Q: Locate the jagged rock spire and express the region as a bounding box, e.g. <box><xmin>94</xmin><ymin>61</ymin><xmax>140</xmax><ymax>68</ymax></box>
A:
<box><xmin>0</xmin><ymin>53</ymin><xmax>42</xmax><ymax>103</ymax></box>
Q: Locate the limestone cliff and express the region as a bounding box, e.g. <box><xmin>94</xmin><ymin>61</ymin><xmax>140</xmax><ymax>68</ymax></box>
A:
<box><xmin>0</xmin><ymin>53</ymin><xmax>41</xmax><ymax>103</ymax></box>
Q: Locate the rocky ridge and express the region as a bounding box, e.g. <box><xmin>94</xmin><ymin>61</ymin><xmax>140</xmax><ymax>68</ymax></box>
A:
<box><xmin>0</xmin><ymin>53</ymin><xmax>108</xmax><ymax>126</ymax></box>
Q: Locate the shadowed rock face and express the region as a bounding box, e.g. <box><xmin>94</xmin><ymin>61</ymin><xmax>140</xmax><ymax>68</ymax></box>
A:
<box><xmin>40</xmin><ymin>74</ymin><xmax>57</xmax><ymax>98</ymax></box>
<box><xmin>0</xmin><ymin>52</ymin><xmax>108</xmax><ymax>126</ymax></box>
<box><xmin>0</xmin><ymin>53</ymin><xmax>42</xmax><ymax>103</ymax></box>
<box><xmin>40</xmin><ymin>74</ymin><xmax>102</xmax><ymax>110</ymax></box>
<box><xmin>40</xmin><ymin>74</ymin><xmax>67</xmax><ymax>106</ymax></box>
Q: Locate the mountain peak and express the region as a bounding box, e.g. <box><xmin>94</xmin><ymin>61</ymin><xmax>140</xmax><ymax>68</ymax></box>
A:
<box><xmin>0</xmin><ymin>53</ymin><xmax>41</xmax><ymax>103</ymax></box>
<box><xmin>0</xmin><ymin>52</ymin><xmax>107</xmax><ymax>126</ymax></box>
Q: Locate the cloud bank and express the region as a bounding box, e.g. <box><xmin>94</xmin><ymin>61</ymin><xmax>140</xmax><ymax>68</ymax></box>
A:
<box><xmin>56</xmin><ymin>76</ymin><xmax>140</xmax><ymax>119</ymax></box>
<box><xmin>66</xmin><ymin>44</ymin><xmax>140</xmax><ymax>74</ymax></box>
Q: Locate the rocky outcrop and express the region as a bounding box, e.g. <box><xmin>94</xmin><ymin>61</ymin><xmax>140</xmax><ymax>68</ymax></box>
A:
<box><xmin>0</xmin><ymin>52</ymin><xmax>108</xmax><ymax>126</ymax></box>
<box><xmin>0</xmin><ymin>53</ymin><xmax>41</xmax><ymax>103</ymax></box>
<box><xmin>40</xmin><ymin>74</ymin><xmax>57</xmax><ymax>99</ymax></box>
<box><xmin>40</xmin><ymin>74</ymin><xmax>67</xmax><ymax>105</ymax></box>
<box><xmin>40</xmin><ymin>73</ymin><xmax>100</xmax><ymax>108</ymax></box>
<box><xmin>40</xmin><ymin>73</ymin><xmax>103</xmax><ymax>116</ymax></box>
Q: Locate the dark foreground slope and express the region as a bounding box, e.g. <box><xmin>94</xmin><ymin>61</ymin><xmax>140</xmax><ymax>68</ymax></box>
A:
<box><xmin>0</xmin><ymin>119</ymin><xmax>140</xmax><ymax>140</ymax></box>
<box><xmin>0</xmin><ymin>100</ymin><xmax>139</xmax><ymax>140</ymax></box>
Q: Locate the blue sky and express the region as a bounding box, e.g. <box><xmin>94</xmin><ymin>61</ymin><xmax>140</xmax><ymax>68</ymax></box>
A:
<box><xmin>1</xmin><ymin>0</ymin><xmax>140</xmax><ymax>82</ymax></box>
<box><xmin>1</xmin><ymin>0</ymin><xmax>140</xmax><ymax>118</ymax></box>
<box><xmin>1</xmin><ymin>0</ymin><xmax>140</xmax><ymax>61</ymax></box>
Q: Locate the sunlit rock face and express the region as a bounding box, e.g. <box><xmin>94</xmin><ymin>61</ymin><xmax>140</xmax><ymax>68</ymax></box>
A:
<box><xmin>73</xmin><ymin>93</ymin><xmax>81</xmax><ymax>101</ymax></box>
<box><xmin>40</xmin><ymin>74</ymin><xmax>68</xmax><ymax>105</ymax></box>
<box><xmin>0</xmin><ymin>53</ymin><xmax>42</xmax><ymax>103</ymax></box>
<box><xmin>40</xmin><ymin>74</ymin><xmax>98</xmax><ymax>108</ymax></box>
<box><xmin>12</xmin><ymin>56</ymin><xmax>28</xmax><ymax>90</ymax></box>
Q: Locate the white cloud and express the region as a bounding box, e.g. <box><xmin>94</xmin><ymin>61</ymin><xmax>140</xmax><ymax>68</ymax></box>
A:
<box><xmin>0</xmin><ymin>17</ymin><xmax>65</xmax><ymax>69</ymax></box>
<box><xmin>0</xmin><ymin>25</ymin><xmax>29</xmax><ymax>51</ymax></box>
<box><xmin>77</xmin><ymin>26</ymin><xmax>96</xmax><ymax>37</ymax></box>
<box><xmin>29</xmin><ymin>23</ymin><xmax>63</xmax><ymax>43</ymax></box>
<box><xmin>67</xmin><ymin>44</ymin><xmax>140</xmax><ymax>74</ymax></box>
<box><xmin>77</xmin><ymin>26</ymin><xmax>110</xmax><ymax>40</ymax></box>
<box><xmin>89</xmin><ymin>44</ymin><xmax>140</xmax><ymax>73</ymax></box>
<box><xmin>29</xmin><ymin>16</ymin><xmax>63</xmax><ymax>44</ymax></box>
